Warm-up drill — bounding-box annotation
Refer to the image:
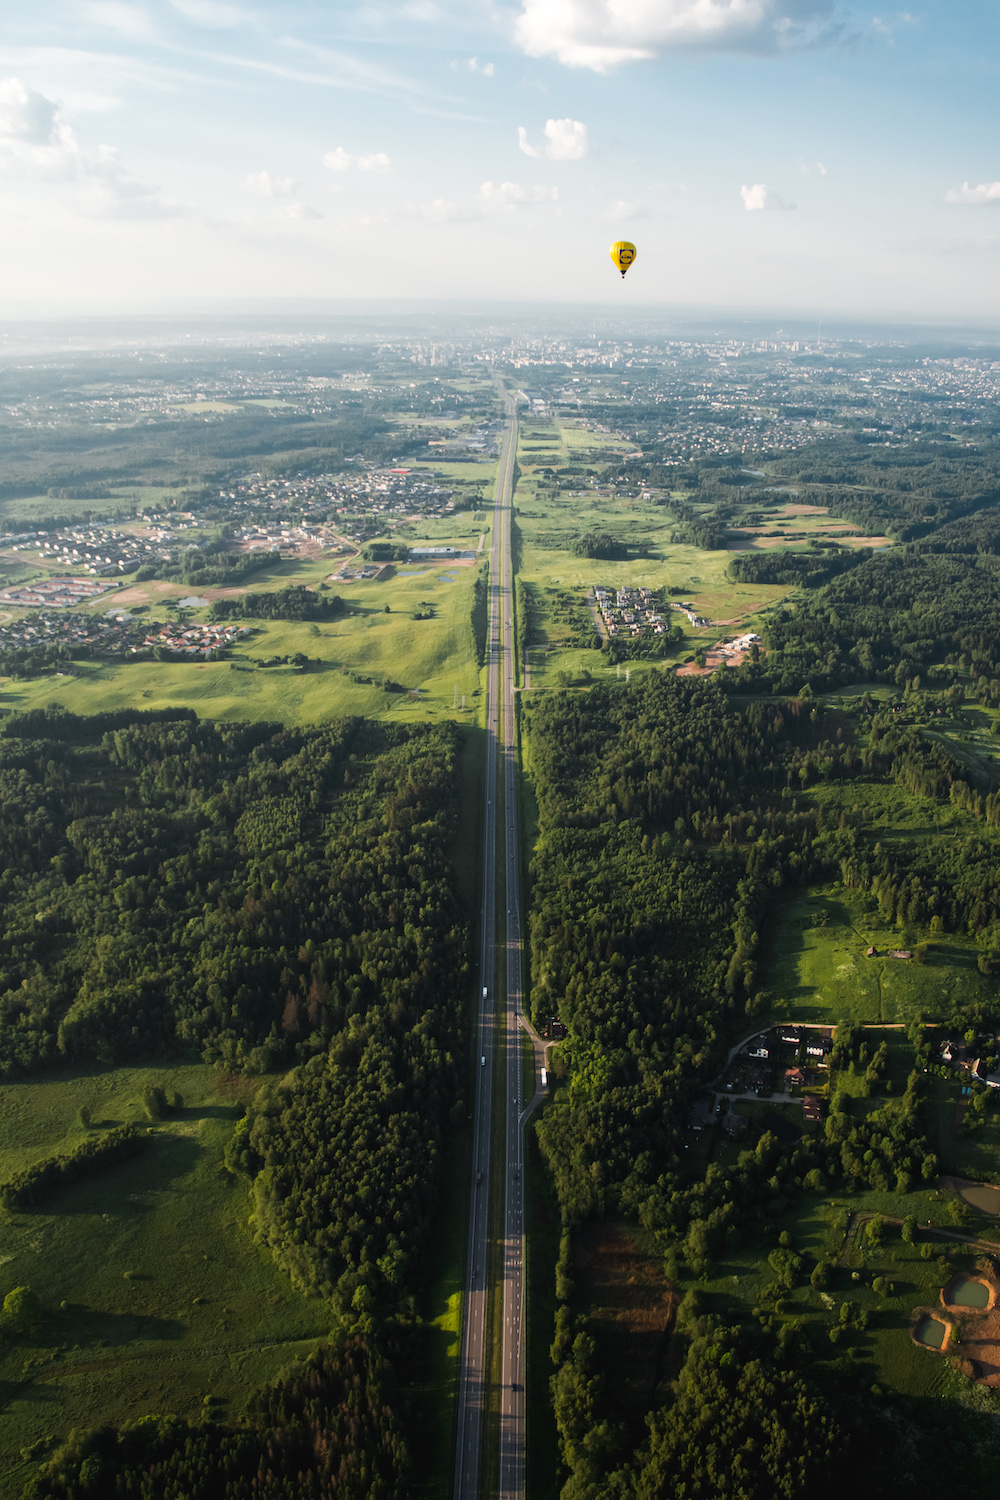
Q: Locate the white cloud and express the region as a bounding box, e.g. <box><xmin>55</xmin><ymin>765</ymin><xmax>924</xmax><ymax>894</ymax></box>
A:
<box><xmin>0</xmin><ymin>78</ymin><xmax>61</xmax><ymax>149</ymax></box>
<box><xmin>168</xmin><ymin>0</ymin><xmax>251</xmax><ymax>25</ymax></box>
<box><xmin>0</xmin><ymin>77</ymin><xmax>97</xmax><ymax>181</ymax></box>
<box><xmin>79</xmin><ymin>2</ymin><xmax>159</xmax><ymax>41</ymax></box>
<box><xmin>0</xmin><ymin>77</ymin><xmax>179</xmax><ymax>215</ymax></box>
<box><xmin>872</xmin><ymin>11</ymin><xmax>914</xmax><ymax>38</ymax></box>
<box><xmin>323</xmin><ymin>146</ymin><xmax>391</xmax><ymax>172</ymax></box>
<box><xmin>244</xmin><ymin>169</ymin><xmax>297</xmax><ymax>196</ymax></box>
<box><xmin>605</xmin><ymin>198</ymin><xmax>648</xmax><ymax>220</ymax></box>
<box><xmin>513</xmin><ymin>0</ymin><xmax>838</xmax><ymax>70</ymax></box>
<box><xmin>284</xmin><ymin>202</ymin><xmax>323</xmax><ymax>219</ymax></box>
<box><xmin>479</xmin><ymin>180</ymin><xmax>558</xmax><ymax>206</ymax></box>
<box><xmin>413</xmin><ymin>196</ymin><xmax>484</xmax><ymax>222</ymax></box>
<box><xmin>81</xmin><ymin>158</ymin><xmax>184</xmax><ymax>218</ymax></box>
<box><xmin>741</xmin><ymin>182</ymin><xmax>796</xmax><ymax>211</ymax></box>
<box><xmin>797</xmin><ymin>158</ymin><xmax>827</xmax><ymax>176</ymax></box>
<box><xmin>454</xmin><ymin>56</ymin><xmax>495</xmax><ymax>75</ymax></box>
<box><xmin>945</xmin><ymin>181</ymin><xmax>1000</xmax><ymax>206</ymax></box>
<box><xmin>518</xmin><ymin>118</ymin><xmax>588</xmax><ymax>160</ymax></box>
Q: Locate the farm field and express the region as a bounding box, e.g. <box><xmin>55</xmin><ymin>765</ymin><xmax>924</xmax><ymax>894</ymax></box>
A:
<box><xmin>726</xmin><ymin>500</ymin><xmax>893</xmax><ymax>553</ymax></box>
<box><xmin>0</xmin><ymin>1063</ymin><xmax>332</xmax><ymax>1499</ymax></box>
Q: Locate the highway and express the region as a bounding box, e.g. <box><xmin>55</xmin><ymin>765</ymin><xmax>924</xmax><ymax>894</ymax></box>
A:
<box><xmin>453</xmin><ymin>381</ymin><xmax>548</xmax><ymax>1500</ymax></box>
<box><xmin>452</xmin><ymin>382</ymin><xmax>518</xmax><ymax>1500</ymax></box>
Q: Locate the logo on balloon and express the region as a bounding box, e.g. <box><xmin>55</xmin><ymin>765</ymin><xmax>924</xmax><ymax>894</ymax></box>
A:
<box><xmin>609</xmin><ymin>241</ymin><xmax>637</xmax><ymax>278</ymax></box>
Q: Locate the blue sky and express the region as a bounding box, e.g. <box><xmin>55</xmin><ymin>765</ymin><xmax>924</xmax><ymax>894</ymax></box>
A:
<box><xmin>1</xmin><ymin>2</ymin><xmax>999</xmax><ymax>318</ymax></box>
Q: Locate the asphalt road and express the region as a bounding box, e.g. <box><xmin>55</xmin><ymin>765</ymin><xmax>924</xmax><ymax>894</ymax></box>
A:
<box><xmin>497</xmin><ymin>386</ymin><xmax>525</xmax><ymax>1500</ymax></box>
<box><xmin>452</xmin><ymin>386</ymin><xmax>519</xmax><ymax>1500</ymax></box>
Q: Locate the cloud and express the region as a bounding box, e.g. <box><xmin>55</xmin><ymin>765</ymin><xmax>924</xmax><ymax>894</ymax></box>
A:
<box><xmin>518</xmin><ymin>117</ymin><xmax>589</xmax><ymax>160</ymax></box>
<box><xmin>81</xmin><ymin>172</ymin><xmax>184</xmax><ymax>219</ymax></box>
<box><xmin>797</xmin><ymin>158</ymin><xmax>827</xmax><ymax>176</ymax></box>
<box><xmin>244</xmin><ymin>169</ymin><xmax>297</xmax><ymax>196</ymax></box>
<box><xmin>413</xmin><ymin>196</ymin><xmax>484</xmax><ymax>222</ymax></box>
<box><xmin>323</xmin><ymin>146</ymin><xmax>391</xmax><ymax>172</ymax></box>
<box><xmin>451</xmin><ymin>56</ymin><xmax>495</xmax><ymax>74</ymax></box>
<box><xmin>872</xmin><ymin>11</ymin><xmax>915</xmax><ymax>39</ymax></box>
<box><xmin>168</xmin><ymin>0</ymin><xmax>251</xmax><ymax>25</ymax></box>
<box><xmin>79</xmin><ymin>2</ymin><xmax>159</xmax><ymax>41</ymax></box>
<box><xmin>284</xmin><ymin>202</ymin><xmax>323</xmax><ymax>219</ymax></box>
<box><xmin>479</xmin><ymin>180</ymin><xmax>558</xmax><ymax>206</ymax></box>
<box><xmin>741</xmin><ymin>182</ymin><xmax>796</xmax><ymax>211</ymax></box>
<box><xmin>0</xmin><ymin>77</ymin><xmax>180</xmax><ymax>215</ymax></box>
<box><xmin>605</xmin><ymin>198</ymin><xmax>648</xmax><ymax>220</ymax></box>
<box><xmin>0</xmin><ymin>77</ymin><xmax>100</xmax><ymax>181</ymax></box>
<box><xmin>513</xmin><ymin>0</ymin><xmax>839</xmax><ymax>70</ymax></box>
<box><xmin>945</xmin><ymin>181</ymin><xmax>1000</xmax><ymax>206</ymax></box>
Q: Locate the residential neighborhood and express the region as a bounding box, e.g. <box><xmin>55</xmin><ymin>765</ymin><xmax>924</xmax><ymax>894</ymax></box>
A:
<box><xmin>593</xmin><ymin>585</ymin><xmax>666</xmax><ymax>638</ymax></box>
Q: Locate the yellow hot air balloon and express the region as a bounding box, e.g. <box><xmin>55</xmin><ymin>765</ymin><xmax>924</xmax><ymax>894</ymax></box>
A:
<box><xmin>610</xmin><ymin>240</ymin><xmax>637</xmax><ymax>278</ymax></box>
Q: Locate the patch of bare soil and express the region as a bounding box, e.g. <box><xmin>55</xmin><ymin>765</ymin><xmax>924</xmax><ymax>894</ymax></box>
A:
<box><xmin>953</xmin><ymin>1306</ymin><xmax>1000</xmax><ymax>1385</ymax></box>
<box><xmin>113</xmin><ymin>582</ymin><xmax>184</xmax><ymax>606</ymax></box>
<box><xmin>943</xmin><ymin>1261</ymin><xmax>1000</xmax><ymax>1386</ymax></box>
<box><xmin>574</xmin><ymin>1223</ymin><xmax>677</xmax><ymax>1411</ymax></box>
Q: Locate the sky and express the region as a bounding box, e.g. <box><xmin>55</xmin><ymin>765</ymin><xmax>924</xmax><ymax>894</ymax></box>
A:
<box><xmin>1</xmin><ymin>1</ymin><xmax>999</xmax><ymax>319</ymax></box>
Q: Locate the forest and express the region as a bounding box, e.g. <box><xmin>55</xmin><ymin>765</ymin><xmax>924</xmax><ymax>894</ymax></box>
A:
<box><xmin>525</xmin><ymin>671</ymin><xmax>1000</xmax><ymax>1498</ymax></box>
<box><xmin>0</xmin><ymin>704</ymin><xmax>469</xmax><ymax>1492</ymax></box>
<box><xmin>725</xmin><ymin>547</ymin><xmax>1000</xmax><ymax>695</ymax></box>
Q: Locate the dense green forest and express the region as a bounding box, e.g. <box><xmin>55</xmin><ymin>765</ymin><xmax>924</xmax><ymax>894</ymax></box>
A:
<box><xmin>526</xmin><ymin>672</ymin><xmax>1000</xmax><ymax>1498</ymax></box>
<box><xmin>726</xmin><ymin>547</ymin><xmax>1000</xmax><ymax>695</ymax></box>
<box><xmin>0</xmin><ymin>705</ymin><xmax>468</xmax><ymax>1492</ymax></box>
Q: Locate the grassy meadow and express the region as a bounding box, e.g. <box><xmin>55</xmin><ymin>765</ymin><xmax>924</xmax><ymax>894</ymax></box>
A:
<box><xmin>0</xmin><ymin>1063</ymin><xmax>333</xmax><ymax>1498</ymax></box>
<box><xmin>0</xmin><ymin>551</ymin><xmax>486</xmax><ymax>728</ymax></box>
<box><xmin>0</xmin><ymin>487</ymin><xmax>188</xmax><ymax>526</ymax></box>
<box><xmin>761</xmin><ymin>883</ymin><xmax>994</xmax><ymax>1028</ymax></box>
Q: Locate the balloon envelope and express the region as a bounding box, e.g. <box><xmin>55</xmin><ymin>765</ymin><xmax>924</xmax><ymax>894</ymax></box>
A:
<box><xmin>610</xmin><ymin>240</ymin><xmax>637</xmax><ymax>278</ymax></box>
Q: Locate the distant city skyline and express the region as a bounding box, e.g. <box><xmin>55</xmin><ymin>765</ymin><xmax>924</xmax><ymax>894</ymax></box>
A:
<box><xmin>1</xmin><ymin>2</ymin><xmax>998</xmax><ymax>318</ymax></box>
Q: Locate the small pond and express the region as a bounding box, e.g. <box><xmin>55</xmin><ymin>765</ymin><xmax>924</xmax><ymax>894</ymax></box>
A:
<box><xmin>947</xmin><ymin>1275</ymin><xmax>990</xmax><ymax>1309</ymax></box>
<box><xmin>914</xmin><ymin>1315</ymin><xmax>947</xmax><ymax>1349</ymax></box>
<box><xmin>957</xmin><ymin>1182</ymin><xmax>1000</xmax><ymax>1216</ymax></box>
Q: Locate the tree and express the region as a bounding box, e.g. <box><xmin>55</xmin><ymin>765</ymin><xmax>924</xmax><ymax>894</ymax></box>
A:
<box><xmin>1</xmin><ymin>1285</ymin><xmax>42</xmax><ymax>1335</ymax></box>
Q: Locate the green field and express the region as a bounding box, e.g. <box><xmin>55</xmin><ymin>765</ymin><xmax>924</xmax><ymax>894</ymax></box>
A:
<box><xmin>0</xmin><ymin>1063</ymin><xmax>333</xmax><ymax>1497</ymax></box>
<box><xmin>0</xmin><ymin>554</ymin><xmax>485</xmax><ymax>728</ymax></box>
<box><xmin>0</xmin><ymin>488</ymin><xmax>185</xmax><ymax>525</ymax></box>
<box><xmin>762</xmin><ymin>884</ymin><xmax>994</xmax><ymax>1027</ymax></box>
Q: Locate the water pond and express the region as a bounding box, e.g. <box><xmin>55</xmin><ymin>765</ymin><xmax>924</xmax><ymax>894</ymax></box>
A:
<box><xmin>947</xmin><ymin>1275</ymin><xmax>990</xmax><ymax>1309</ymax></box>
<box><xmin>914</xmin><ymin>1315</ymin><xmax>947</xmax><ymax>1349</ymax></box>
<box><xmin>957</xmin><ymin>1182</ymin><xmax>1000</xmax><ymax>1216</ymax></box>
